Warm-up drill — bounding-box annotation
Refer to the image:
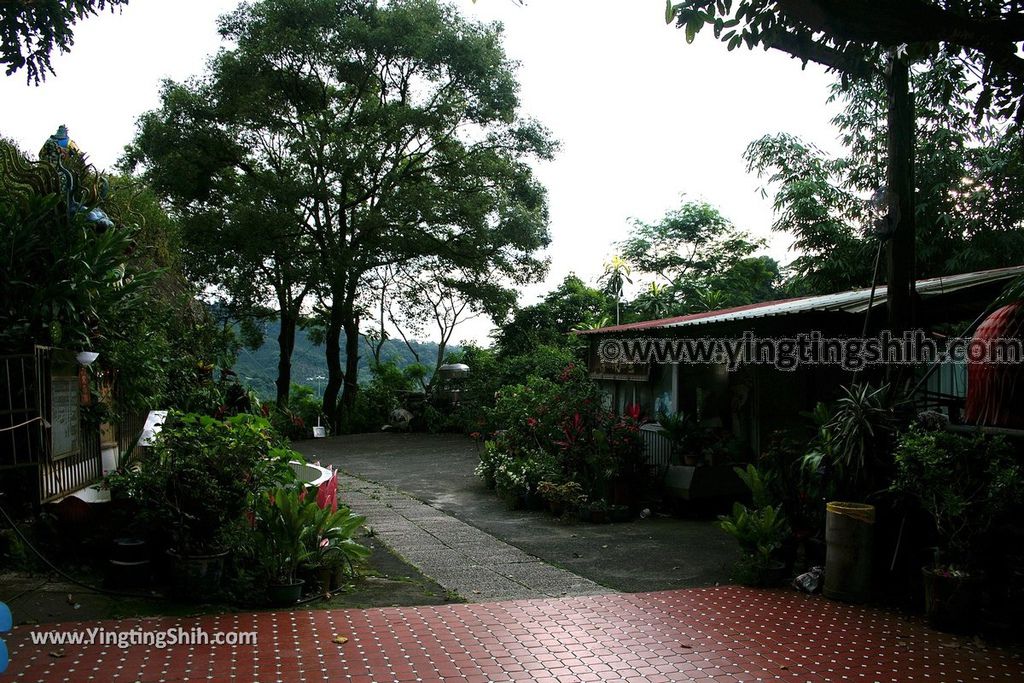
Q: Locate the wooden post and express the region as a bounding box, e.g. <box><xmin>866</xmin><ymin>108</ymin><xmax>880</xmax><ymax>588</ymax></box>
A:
<box><xmin>885</xmin><ymin>52</ymin><xmax>916</xmax><ymax>334</ymax></box>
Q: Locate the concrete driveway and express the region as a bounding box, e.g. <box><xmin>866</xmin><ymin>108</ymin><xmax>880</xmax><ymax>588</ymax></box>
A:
<box><xmin>295</xmin><ymin>432</ymin><xmax>737</xmax><ymax>593</ymax></box>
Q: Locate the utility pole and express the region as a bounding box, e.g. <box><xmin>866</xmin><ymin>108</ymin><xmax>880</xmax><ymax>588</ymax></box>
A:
<box><xmin>885</xmin><ymin>51</ymin><xmax>916</xmax><ymax>335</ymax></box>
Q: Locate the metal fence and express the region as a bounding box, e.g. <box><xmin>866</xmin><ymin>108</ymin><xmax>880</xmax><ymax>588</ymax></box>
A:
<box><xmin>640</xmin><ymin>423</ymin><xmax>674</xmax><ymax>469</ymax></box>
<box><xmin>117</xmin><ymin>407</ymin><xmax>150</xmax><ymax>468</ymax></box>
<box><xmin>0</xmin><ymin>353</ymin><xmax>43</xmax><ymax>471</ymax></box>
<box><xmin>0</xmin><ymin>349</ymin><xmax>119</xmax><ymax>503</ymax></box>
<box><xmin>39</xmin><ymin>424</ymin><xmax>102</xmax><ymax>502</ymax></box>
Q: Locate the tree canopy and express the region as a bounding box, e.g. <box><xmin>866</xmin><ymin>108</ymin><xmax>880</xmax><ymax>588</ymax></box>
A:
<box><xmin>127</xmin><ymin>0</ymin><xmax>554</xmax><ymax>423</ymax></box>
<box><xmin>617</xmin><ymin>200</ymin><xmax>780</xmax><ymax>317</ymax></box>
<box><xmin>666</xmin><ymin>0</ymin><xmax>1024</xmax><ymax>122</ymax></box>
<box><xmin>1</xmin><ymin>0</ymin><xmax>129</xmax><ymax>83</ymax></box>
<box><xmin>745</xmin><ymin>58</ymin><xmax>1024</xmax><ymax>294</ymax></box>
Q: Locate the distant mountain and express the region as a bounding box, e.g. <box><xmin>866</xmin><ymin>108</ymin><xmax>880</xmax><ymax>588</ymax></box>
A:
<box><xmin>232</xmin><ymin>319</ymin><xmax>451</xmax><ymax>398</ymax></box>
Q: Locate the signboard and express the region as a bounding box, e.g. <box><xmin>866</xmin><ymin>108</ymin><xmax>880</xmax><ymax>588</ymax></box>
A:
<box><xmin>50</xmin><ymin>374</ymin><xmax>80</xmax><ymax>460</ymax></box>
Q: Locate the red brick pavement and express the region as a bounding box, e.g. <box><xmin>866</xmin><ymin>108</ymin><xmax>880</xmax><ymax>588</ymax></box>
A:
<box><xmin>4</xmin><ymin>586</ymin><xmax>1021</xmax><ymax>682</ymax></box>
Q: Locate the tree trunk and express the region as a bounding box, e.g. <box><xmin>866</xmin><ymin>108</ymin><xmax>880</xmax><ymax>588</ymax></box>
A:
<box><xmin>341</xmin><ymin>312</ymin><xmax>361</xmax><ymax>417</ymax></box>
<box><xmin>322</xmin><ymin>302</ymin><xmax>345</xmax><ymax>429</ymax></box>
<box><xmin>275</xmin><ymin>309</ymin><xmax>298</xmax><ymax>408</ymax></box>
<box><xmin>885</xmin><ymin>52</ymin><xmax>915</xmax><ymax>335</ymax></box>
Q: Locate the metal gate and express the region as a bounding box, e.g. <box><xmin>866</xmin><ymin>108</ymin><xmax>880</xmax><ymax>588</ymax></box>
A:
<box><xmin>0</xmin><ymin>348</ymin><xmax>104</xmax><ymax>503</ymax></box>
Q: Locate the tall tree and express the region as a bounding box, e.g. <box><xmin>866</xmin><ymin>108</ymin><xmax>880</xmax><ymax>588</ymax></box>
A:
<box><xmin>617</xmin><ymin>199</ymin><xmax>778</xmax><ymax>316</ymax></box>
<box><xmin>494</xmin><ymin>275</ymin><xmax>610</xmax><ymax>358</ymax></box>
<box><xmin>745</xmin><ymin>61</ymin><xmax>1024</xmax><ymax>294</ymax></box>
<box><xmin>124</xmin><ymin>76</ymin><xmax>317</xmax><ymax>408</ymax></box>
<box><xmin>368</xmin><ymin>257</ymin><xmax>518</xmax><ymax>388</ymax></box>
<box><xmin>1</xmin><ymin>0</ymin><xmax>129</xmax><ymax>83</ymax></box>
<box><xmin>130</xmin><ymin>0</ymin><xmax>553</xmax><ymax>425</ymax></box>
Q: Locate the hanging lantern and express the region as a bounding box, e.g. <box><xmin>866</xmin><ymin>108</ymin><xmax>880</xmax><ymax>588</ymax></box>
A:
<box><xmin>964</xmin><ymin>302</ymin><xmax>1024</xmax><ymax>429</ymax></box>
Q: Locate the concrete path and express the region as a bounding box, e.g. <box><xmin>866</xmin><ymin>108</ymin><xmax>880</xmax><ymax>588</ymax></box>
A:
<box><xmin>336</xmin><ymin>472</ymin><xmax>611</xmax><ymax>602</ymax></box>
<box><xmin>297</xmin><ymin>433</ymin><xmax>737</xmax><ymax>594</ymax></box>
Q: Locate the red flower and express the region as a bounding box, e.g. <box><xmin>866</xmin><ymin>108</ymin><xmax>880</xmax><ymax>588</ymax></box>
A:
<box><xmin>527</xmin><ymin>417</ymin><xmax>539</xmax><ymax>428</ymax></box>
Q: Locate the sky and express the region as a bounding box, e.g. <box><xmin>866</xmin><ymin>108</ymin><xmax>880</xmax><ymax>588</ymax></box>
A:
<box><xmin>0</xmin><ymin>0</ymin><xmax>847</xmax><ymax>345</ymax></box>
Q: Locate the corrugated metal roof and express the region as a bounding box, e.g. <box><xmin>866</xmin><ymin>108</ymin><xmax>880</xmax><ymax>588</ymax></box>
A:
<box><xmin>577</xmin><ymin>265</ymin><xmax>1024</xmax><ymax>335</ymax></box>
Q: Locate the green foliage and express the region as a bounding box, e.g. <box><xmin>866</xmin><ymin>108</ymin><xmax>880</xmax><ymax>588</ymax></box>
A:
<box><xmin>617</xmin><ymin>200</ymin><xmax>779</xmax><ymax>318</ymax></box>
<box><xmin>0</xmin><ymin>192</ymin><xmax>150</xmax><ymax>352</ymax></box>
<box><xmin>270</xmin><ymin>384</ymin><xmax>328</xmax><ymax>440</ymax></box>
<box><xmin>891</xmin><ymin>425</ymin><xmax>1022</xmax><ymax>570</ymax></box>
<box><xmin>252</xmin><ymin>487</ymin><xmax>317</xmax><ymax>583</ymax></box>
<box><xmin>802</xmin><ymin>383</ymin><xmax>896</xmax><ymax>497</ymax></box>
<box><xmin>126</xmin><ymin>0</ymin><xmax>554</xmax><ymax>422</ymax></box>
<box><xmin>494</xmin><ymin>275</ymin><xmax>609</xmax><ymax>359</ymax></box>
<box><xmin>745</xmin><ymin>60</ymin><xmax>1024</xmax><ymax>294</ymax></box>
<box><xmin>536</xmin><ymin>481</ymin><xmax>588</xmax><ymax>511</ymax></box>
<box><xmin>1</xmin><ymin>0</ymin><xmax>129</xmax><ymax>83</ymax></box>
<box><xmin>303</xmin><ymin>502</ymin><xmax>370</xmax><ymax>576</ymax></box>
<box><xmin>665</xmin><ymin>1</ymin><xmax>1024</xmax><ymax>123</ymax></box>
<box><xmin>477</xmin><ymin>363</ymin><xmax>648</xmax><ymax>505</ymax></box>
<box><xmin>719</xmin><ymin>464</ymin><xmax>790</xmax><ymax>585</ymax></box>
<box><xmin>342</xmin><ymin>361</ymin><xmax>423</xmax><ymax>434</ymax></box>
<box><xmin>107</xmin><ymin>412</ymin><xmax>298</xmax><ymax>554</ymax></box>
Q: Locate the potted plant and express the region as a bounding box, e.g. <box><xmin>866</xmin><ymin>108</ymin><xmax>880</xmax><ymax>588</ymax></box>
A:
<box><xmin>107</xmin><ymin>412</ymin><xmax>297</xmax><ymax>600</ymax></box>
<box><xmin>256</xmin><ymin>487</ymin><xmax>316</xmax><ymax>606</ymax></box>
<box><xmin>537</xmin><ymin>480</ymin><xmax>588</xmax><ymax>517</ymax></box>
<box><xmin>586</xmin><ymin>499</ymin><xmax>611</xmax><ymax>524</ymax></box>
<box><xmin>891</xmin><ymin>425</ymin><xmax>1022</xmax><ymax>631</ymax></box>
<box><xmin>304</xmin><ymin>504</ymin><xmax>370</xmax><ymax>593</ymax></box>
<box><xmin>494</xmin><ymin>457</ymin><xmax>530</xmax><ymax>510</ymax></box>
<box><xmin>718</xmin><ymin>465</ymin><xmax>790</xmax><ymax>586</ymax></box>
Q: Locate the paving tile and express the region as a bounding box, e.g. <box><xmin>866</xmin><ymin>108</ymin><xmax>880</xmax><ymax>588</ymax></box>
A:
<box><xmin>6</xmin><ymin>586</ymin><xmax>1021</xmax><ymax>682</ymax></box>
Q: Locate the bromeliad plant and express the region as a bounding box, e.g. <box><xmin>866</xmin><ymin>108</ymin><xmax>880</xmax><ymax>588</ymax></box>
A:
<box><xmin>305</xmin><ymin>502</ymin><xmax>370</xmax><ymax>579</ymax></box>
<box><xmin>255</xmin><ymin>488</ymin><xmax>317</xmax><ymax>586</ymax></box>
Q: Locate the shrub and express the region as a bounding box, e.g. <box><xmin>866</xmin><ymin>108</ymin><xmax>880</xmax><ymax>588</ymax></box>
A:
<box><xmin>891</xmin><ymin>425</ymin><xmax>1022</xmax><ymax>571</ymax></box>
<box><xmin>107</xmin><ymin>412</ymin><xmax>298</xmax><ymax>554</ymax></box>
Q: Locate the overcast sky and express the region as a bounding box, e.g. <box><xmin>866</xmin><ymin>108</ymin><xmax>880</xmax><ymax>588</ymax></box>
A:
<box><xmin>0</xmin><ymin>0</ymin><xmax>847</xmax><ymax>344</ymax></box>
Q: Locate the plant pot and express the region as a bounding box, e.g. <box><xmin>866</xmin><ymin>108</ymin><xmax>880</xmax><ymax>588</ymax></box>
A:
<box><xmin>823</xmin><ymin>502</ymin><xmax>875</xmax><ymax>603</ymax></box>
<box><xmin>683</xmin><ymin>454</ymin><xmax>700</xmax><ymax>466</ymax></box>
<box><xmin>547</xmin><ymin>500</ymin><xmax>565</xmax><ymax>517</ymax></box>
<box><xmin>588</xmin><ymin>508</ymin><xmax>610</xmax><ymax>524</ymax></box>
<box><xmin>267</xmin><ymin>578</ymin><xmax>306</xmax><ymax>607</ymax></box>
<box><xmin>922</xmin><ymin>567</ymin><xmax>978</xmax><ymax>632</ymax></box>
<box><xmin>167</xmin><ymin>548</ymin><xmax>229</xmax><ymax>601</ymax></box>
<box><xmin>761</xmin><ymin>560</ymin><xmax>788</xmax><ymax>586</ymax></box>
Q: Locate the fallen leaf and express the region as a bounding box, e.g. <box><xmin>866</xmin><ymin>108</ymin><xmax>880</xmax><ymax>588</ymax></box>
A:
<box><xmin>679</xmin><ymin>644</ymin><xmax>692</xmax><ymax>649</ymax></box>
<box><xmin>49</xmin><ymin>649</ymin><xmax>65</xmax><ymax>658</ymax></box>
<box><xmin>332</xmin><ymin>635</ymin><xmax>349</xmax><ymax>645</ymax></box>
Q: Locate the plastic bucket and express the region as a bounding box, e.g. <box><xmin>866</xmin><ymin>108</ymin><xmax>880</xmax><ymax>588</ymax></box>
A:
<box><xmin>823</xmin><ymin>501</ymin><xmax>875</xmax><ymax>603</ymax></box>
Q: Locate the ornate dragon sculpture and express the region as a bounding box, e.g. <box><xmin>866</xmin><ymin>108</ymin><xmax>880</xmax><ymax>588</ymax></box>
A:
<box><xmin>0</xmin><ymin>125</ymin><xmax>113</xmax><ymax>229</ymax></box>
